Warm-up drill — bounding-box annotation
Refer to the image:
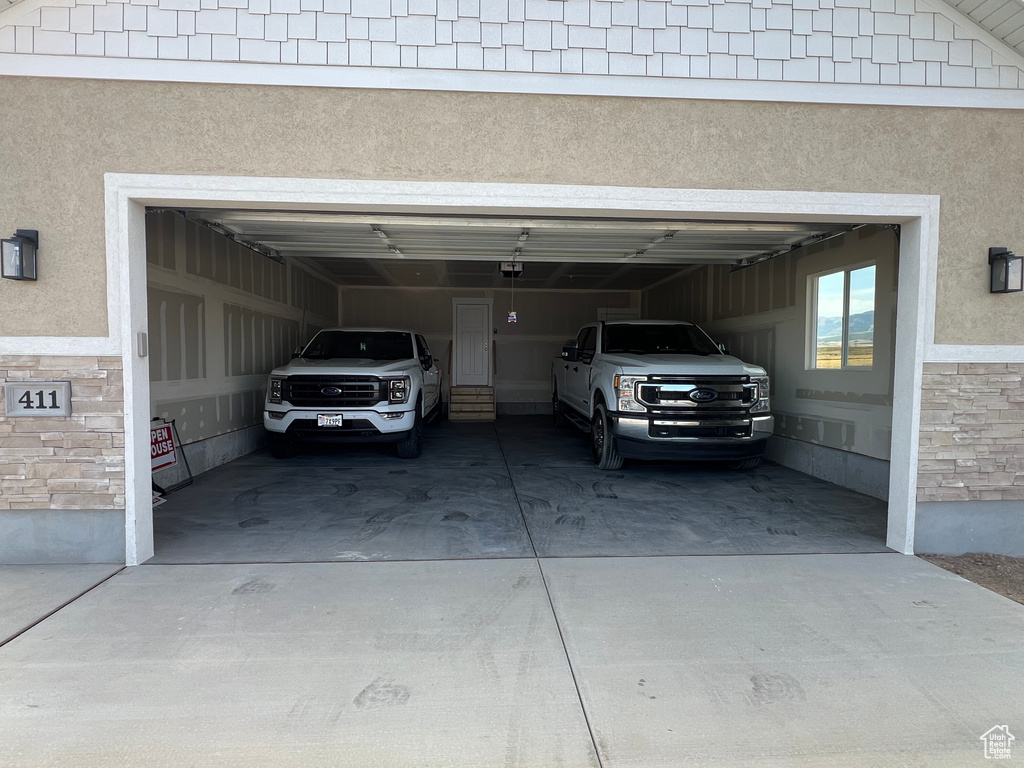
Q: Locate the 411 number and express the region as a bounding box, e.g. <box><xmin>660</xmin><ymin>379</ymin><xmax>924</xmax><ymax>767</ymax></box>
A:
<box><xmin>18</xmin><ymin>390</ymin><xmax>60</xmax><ymax>410</ymax></box>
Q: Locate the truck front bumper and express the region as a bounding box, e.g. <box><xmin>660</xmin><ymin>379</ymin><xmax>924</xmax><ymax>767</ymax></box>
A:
<box><xmin>608</xmin><ymin>413</ymin><xmax>774</xmax><ymax>462</ymax></box>
<box><xmin>264</xmin><ymin>407</ymin><xmax>416</xmax><ymax>442</ymax></box>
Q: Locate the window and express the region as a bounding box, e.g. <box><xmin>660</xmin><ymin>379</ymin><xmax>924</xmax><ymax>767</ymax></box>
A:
<box><xmin>577</xmin><ymin>326</ymin><xmax>597</xmax><ymax>364</ymax></box>
<box><xmin>415</xmin><ymin>335</ymin><xmax>432</xmax><ymax>369</ymax></box>
<box><xmin>603</xmin><ymin>324</ymin><xmax>720</xmax><ymax>356</ymax></box>
<box><xmin>301</xmin><ymin>331</ymin><xmax>414</xmax><ymax>361</ymax></box>
<box><xmin>810</xmin><ymin>264</ymin><xmax>876</xmax><ymax>369</ymax></box>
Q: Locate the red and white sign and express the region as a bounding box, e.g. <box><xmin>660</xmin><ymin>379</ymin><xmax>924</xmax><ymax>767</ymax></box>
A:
<box><xmin>151</xmin><ymin>424</ymin><xmax>178</xmax><ymax>472</ymax></box>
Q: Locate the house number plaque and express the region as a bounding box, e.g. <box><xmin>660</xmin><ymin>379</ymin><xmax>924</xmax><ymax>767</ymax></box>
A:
<box><xmin>5</xmin><ymin>381</ymin><xmax>72</xmax><ymax>417</ymax></box>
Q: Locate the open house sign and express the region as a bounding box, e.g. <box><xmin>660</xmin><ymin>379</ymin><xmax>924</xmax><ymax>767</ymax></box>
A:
<box><xmin>150</xmin><ymin>423</ymin><xmax>178</xmax><ymax>472</ymax></box>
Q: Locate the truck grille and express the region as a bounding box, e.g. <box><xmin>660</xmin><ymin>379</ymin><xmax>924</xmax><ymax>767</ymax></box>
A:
<box><xmin>649</xmin><ymin>416</ymin><xmax>753</xmax><ymax>439</ymax></box>
<box><xmin>282</xmin><ymin>376</ymin><xmax>383</xmax><ymax>408</ymax></box>
<box><xmin>638</xmin><ymin>375</ymin><xmax>757</xmax><ymax>413</ymax></box>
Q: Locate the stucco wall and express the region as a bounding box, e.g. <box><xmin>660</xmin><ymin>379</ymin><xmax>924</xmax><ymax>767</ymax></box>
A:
<box><xmin>1</xmin><ymin>76</ymin><xmax>1023</xmax><ymax>344</ymax></box>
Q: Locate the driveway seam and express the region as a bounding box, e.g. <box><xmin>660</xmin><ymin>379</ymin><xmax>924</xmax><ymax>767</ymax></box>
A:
<box><xmin>143</xmin><ymin>548</ymin><xmax>895</xmax><ymax>566</ymax></box>
<box><xmin>0</xmin><ymin>567</ymin><xmax>126</xmax><ymax>651</ymax></box>
<box><xmin>494</xmin><ymin>422</ymin><xmax>606</xmax><ymax>768</ymax></box>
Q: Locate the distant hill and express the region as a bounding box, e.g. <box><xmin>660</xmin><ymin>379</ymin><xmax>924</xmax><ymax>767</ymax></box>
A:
<box><xmin>817</xmin><ymin>311</ymin><xmax>874</xmax><ymax>343</ymax></box>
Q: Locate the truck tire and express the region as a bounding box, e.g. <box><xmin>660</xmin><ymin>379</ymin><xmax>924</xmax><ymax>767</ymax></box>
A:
<box><xmin>591</xmin><ymin>403</ymin><xmax>623</xmax><ymax>471</ymax></box>
<box><xmin>268</xmin><ymin>434</ymin><xmax>298</xmax><ymax>459</ymax></box>
<box><xmin>730</xmin><ymin>457</ymin><xmax>762</xmax><ymax>471</ymax></box>
<box><xmin>552</xmin><ymin>386</ymin><xmax>567</xmax><ymax>427</ymax></box>
<box><xmin>395</xmin><ymin>407</ymin><xmax>423</xmax><ymax>459</ymax></box>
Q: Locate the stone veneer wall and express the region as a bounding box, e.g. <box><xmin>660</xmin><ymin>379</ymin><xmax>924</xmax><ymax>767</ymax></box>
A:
<box><xmin>0</xmin><ymin>356</ymin><xmax>125</xmax><ymax>511</ymax></box>
<box><xmin>919</xmin><ymin>362</ymin><xmax>1024</xmax><ymax>502</ymax></box>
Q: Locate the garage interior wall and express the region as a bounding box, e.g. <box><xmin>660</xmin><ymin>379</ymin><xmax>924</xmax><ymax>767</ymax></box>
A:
<box><xmin>146</xmin><ymin>211</ymin><xmax>340</xmax><ymax>477</ymax></box>
<box><xmin>341</xmin><ymin>287</ymin><xmax>638</xmax><ymax>411</ymax></box>
<box><xmin>643</xmin><ymin>226</ymin><xmax>898</xmax><ymax>500</ymax></box>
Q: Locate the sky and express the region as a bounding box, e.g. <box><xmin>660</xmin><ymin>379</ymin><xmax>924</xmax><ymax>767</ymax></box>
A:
<box><xmin>817</xmin><ymin>265</ymin><xmax>875</xmax><ymax>319</ymax></box>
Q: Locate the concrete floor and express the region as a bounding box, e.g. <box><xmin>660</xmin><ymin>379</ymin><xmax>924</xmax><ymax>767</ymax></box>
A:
<box><xmin>1</xmin><ymin>555</ymin><xmax>1022</xmax><ymax>766</ymax></box>
<box><xmin>151</xmin><ymin>417</ymin><xmax>888</xmax><ymax>563</ymax></box>
<box><xmin>4</xmin><ymin>420</ymin><xmax>1020</xmax><ymax>766</ymax></box>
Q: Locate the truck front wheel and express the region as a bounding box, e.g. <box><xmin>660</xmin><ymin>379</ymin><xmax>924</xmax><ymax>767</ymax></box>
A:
<box><xmin>591</xmin><ymin>403</ymin><xmax>623</xmax><ymax>471</ymax></box>
<box><xmin>395</xmin><ymin>407</ymin><xmax>423</xmax><ymax>459</ymax></box>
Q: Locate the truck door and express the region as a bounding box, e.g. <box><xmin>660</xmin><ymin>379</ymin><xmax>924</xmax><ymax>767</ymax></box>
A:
<box><xmin>416</xmin><ymin>334</ymin><xmax>441</xmax><ymax>414</ymax></box>
<box><xmin>565</xmin><ymin>326</ymin><xmax>597</xmax><ymax>413</ymax></box>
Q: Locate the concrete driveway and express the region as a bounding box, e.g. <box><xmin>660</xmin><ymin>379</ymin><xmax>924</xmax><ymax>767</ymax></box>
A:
<box><xmin>2</xmin><ymin>420</ymin><xmax>1021</xmax><ymax>766</ymax></box>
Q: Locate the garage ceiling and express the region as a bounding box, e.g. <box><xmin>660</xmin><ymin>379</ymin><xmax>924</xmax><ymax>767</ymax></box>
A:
<box><xmin>185</xmin><ymin>209</ymin><xmax>851</xmax><ymax>290</ymax></box>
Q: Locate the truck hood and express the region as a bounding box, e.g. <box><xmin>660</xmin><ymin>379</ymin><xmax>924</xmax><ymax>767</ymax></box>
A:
<box><xmin>602</xmin><ymin>353</ymin><xmax>766</xmax><ymax>377</ymax></box>
<box><xmin>272</xmin><ymin>357</ymin><xmax>417</xmax><ymax>376</ymax></box>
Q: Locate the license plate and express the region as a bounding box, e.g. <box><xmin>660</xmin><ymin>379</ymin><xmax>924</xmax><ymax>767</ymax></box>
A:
<box><xmin>317</xmin><ymin>414</ymin><xmax>347</xmax><ymax>427</ymax></box>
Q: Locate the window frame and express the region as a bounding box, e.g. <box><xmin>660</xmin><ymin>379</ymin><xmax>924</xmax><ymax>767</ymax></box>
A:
<box><xmin>577</xmin><ymin>325</ymin><xmax>598</xmax><ymax>364</ymax></box>
<box><xmin>807</xmin><ymin>261</ymin><xmax>877</xmax><ymax>371</ymax></box>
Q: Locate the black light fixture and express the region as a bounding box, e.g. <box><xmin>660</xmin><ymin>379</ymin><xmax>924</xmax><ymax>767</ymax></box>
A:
<box><xmin>989</xmin><ymin>247</ymin><xmax>1023</xmax><ymax>294</ymax></box>
<box><xmin>1</xmin><ymin>230</ymin><xmax>39</xmax><ymax>281</ymax></box>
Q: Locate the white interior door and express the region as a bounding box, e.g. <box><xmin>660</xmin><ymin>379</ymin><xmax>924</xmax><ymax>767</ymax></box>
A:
<box><xmin>453</xmin><ymin>299</ymin><xmax>491</xmax><ymax>386</ymax></box>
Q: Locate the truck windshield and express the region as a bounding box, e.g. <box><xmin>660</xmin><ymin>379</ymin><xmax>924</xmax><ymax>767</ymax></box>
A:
<box><xmin>301</xmin><ymin>331</ymin><xmax>414</xmax><ymax>361</ymax></box>
<box><xmin>603</xmin><ymin>324</ymin><xmax>720</xmax><ymax>356</ymax></box>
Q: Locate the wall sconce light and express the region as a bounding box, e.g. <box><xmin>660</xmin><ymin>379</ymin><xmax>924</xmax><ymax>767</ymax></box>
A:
<box><xmin>1</xmin><ymin>230</ymin><xmax>39</xmax><ymax>281</ymax></box>
<box><xmin>989</xmin><ymin>247</ymin><xmax>1023</xmax><ymax>294</ymax></box>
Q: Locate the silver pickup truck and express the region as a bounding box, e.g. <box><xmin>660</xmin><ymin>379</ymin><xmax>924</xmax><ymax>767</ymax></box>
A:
<box><xmin>552</xmin><ymin>320</ymin><xmax>773</xmax><ymax>470</ymax></box>
<box><xmin>264</xmin><ymin>328</ymin><xmax>442</xmax><ymax>459</ymax></box>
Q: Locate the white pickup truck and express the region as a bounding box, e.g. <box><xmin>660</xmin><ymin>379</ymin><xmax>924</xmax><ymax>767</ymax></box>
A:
<box><xmin>552</xmin><ymin>320</ymin><xmax>773</xmax><ymax>470</ymax></box>
<box><xmin>263</xmin><ymin>328</ymin><xmax>442</xmax><ymax>459</ymax></box>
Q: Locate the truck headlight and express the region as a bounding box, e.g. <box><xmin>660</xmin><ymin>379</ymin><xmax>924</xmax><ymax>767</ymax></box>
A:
<box><xmin>614</xmin><ymin>374</ymin><xmax>647</xmax><ymax>413</ymax></box>
<box><xmin>387</xmin><ymin>377</ymin><xmax>410</xmax><ymax>404</ymax></box>
<box><xmin>269</xmin><ymin>377</ymin><xmax>283</xmax><ymax>404</ymax></box>
<box><xmin>751</xmin><ymin>376</ymin><xmax>770</xmax><ymax>413</ymax></box>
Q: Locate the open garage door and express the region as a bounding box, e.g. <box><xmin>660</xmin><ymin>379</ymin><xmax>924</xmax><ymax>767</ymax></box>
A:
<box><xmin>144</xmin><ymin>204</ymin><xmax>896</xmax><ymax>564</ymax></box>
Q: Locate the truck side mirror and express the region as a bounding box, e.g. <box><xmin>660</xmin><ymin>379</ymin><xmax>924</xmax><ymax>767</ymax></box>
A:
<box><xmin>562</xmin><ymin>340</ymin><xmax>579</xmax><ymax>362</ymax></box>
<box><xmin>421</xmin><ymin>354</ymin><xmax>433</xmax><ymax>370</ymax></box>
<box><xmin>291</xmin><ymin>346</ymin><xmax>303</xmax><ymax>359</ymax></box>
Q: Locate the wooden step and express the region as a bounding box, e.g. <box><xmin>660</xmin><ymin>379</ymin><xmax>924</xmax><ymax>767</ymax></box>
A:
<box><xmin>449</xmin><ymin>402</ymin><xmax>495</xmax><ymax>412</ymax></box>
<box><xmin>449</xmin><ymin>394</ymin><xmax>495</xmax><ymax>404</ymax></box>
<box><xmin>450</xmin><ymin>386</ymin><xmax>493</xmax><ymax>395</ymax></box>
<box><xmin>448</xmin><ymin>409</ymin><xmax>496</xmax><ymax>421</ymax></box>
<box><xmin>447</xmin><ymin>385</ymin><xmax>496</xmax><ymax>420</ymax></box>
